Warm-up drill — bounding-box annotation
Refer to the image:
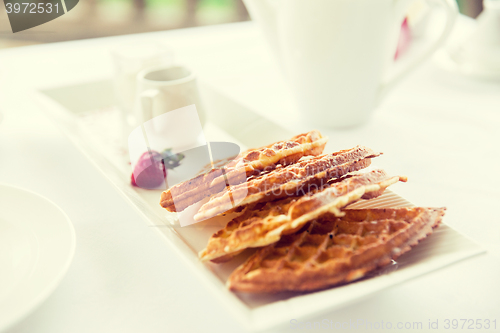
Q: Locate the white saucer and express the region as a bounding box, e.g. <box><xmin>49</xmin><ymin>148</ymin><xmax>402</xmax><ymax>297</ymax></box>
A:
<box><xmin>0</xmin><ymin>185</ymin><xmax>76</xmax><ymax>332</ymax></box>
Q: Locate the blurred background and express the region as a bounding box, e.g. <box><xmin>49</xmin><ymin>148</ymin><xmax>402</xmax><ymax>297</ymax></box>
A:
<box><xmin>0</xmin><ymin>0</ymin><xmax>485</xmax><ymax>48</ymax></box>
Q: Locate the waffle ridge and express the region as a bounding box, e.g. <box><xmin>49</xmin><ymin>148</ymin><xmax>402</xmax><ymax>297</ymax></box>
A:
<box><xmin>199</xmin><ymin>169</ymin><xmax>406</xmax><ymax>262</ymax></box>
<box><xmin>227</xmin><ymin>207</ymin><xmax>445</xmax><ymax>293</ymax></box>
<box><xmin>159</xmin><ymin>130</ymin><xmax>328</xmax><ymax>212</ymax></box>
<box><xmin>194</xmin><ymin>145</ymin><xmax>380</xmax><ymax>221</ymax></box>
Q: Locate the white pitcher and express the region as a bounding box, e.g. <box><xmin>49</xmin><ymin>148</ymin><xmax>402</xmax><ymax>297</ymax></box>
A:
<box><xmin>134</xmin><ymin>65</ymin><xmax>206</xmax><ymax>152</ymax></box>
<box><xmin>243</xmin><ymin>0</ymin><xmax>458</xmax><ymax>127</ymax></box>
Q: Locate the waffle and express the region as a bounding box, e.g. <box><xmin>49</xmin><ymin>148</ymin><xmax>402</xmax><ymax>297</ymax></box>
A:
<box><xmin>227</xmin><ymin>207</ymin><xmax>445</xmax><ymax>293</ymax></box>
<box><xmin>159</xmin><ymin>130</ymin><xmax>327</xmax><ymax>212</ymax></box>
<box><xmin>194</xmin><ymin>146</ymin><xmax>380</xmax><ymax>221</ymax></box>
<box><xmin>199</xmin><ymin>170</ymin><xmax>406</xmax><ymax>262</ymax></box>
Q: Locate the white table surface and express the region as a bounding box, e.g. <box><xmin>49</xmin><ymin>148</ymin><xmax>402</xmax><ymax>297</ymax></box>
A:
<box><xmin>1</xmin><ymin>16</ymin><xmax>499</xmax><ymax>333</ymax></box>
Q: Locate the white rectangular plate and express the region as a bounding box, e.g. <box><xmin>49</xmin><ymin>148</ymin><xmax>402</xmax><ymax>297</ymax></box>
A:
<box><xmin>34</xmin><ymin>80</ymin><xmax>485</xmax><ymax>332</ymax></box>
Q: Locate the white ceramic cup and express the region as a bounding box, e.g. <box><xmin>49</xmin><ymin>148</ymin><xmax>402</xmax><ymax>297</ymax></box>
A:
<box><xmin>244</xmin><ymin>0</ymin><xmax>458</xmax><ymax>127</ymax></box>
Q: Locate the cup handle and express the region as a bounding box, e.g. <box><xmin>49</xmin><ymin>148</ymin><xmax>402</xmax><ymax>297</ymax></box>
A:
<box><xmin>139</xmin><ymin>89</ymin><xmax>160</xmax><ymax>125</ymax></box>
<box><xmin>378</xmin><ymin>0</ymin><xmax>458</xmax><ymax>101</ymax></box>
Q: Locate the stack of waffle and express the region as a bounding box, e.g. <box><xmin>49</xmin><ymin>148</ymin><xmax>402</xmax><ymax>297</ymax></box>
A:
<box><xmin>159</xmin><ymin>131</ymin><xmax>445</xmax><ymax>293</ymax></box>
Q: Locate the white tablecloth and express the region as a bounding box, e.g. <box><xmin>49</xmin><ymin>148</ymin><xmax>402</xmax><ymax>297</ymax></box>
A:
<box><xmin>0</xmin><ymin>16</ymin><xmax>499</xmax><ymax>333</ymax></box>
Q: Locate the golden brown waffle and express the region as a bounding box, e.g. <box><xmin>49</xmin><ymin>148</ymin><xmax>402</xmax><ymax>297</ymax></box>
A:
<box><xmin>199</xmin><ymin>170</ymin><xmax>406</xmax><ymax>262</ymax></box>
<box><xmin>227</xmin><ymin>207</ymin><xmax>445</xmax><ymax>293</ymax></box>
<box><xmin>160</xmin><ymin>130</ymin><xmax>327</xmax><ymax>212</ymax></box>
<box><xmin>194</xmin><ymin>146</ymin><xmax>380</xmax><ymax>221</ymax></box>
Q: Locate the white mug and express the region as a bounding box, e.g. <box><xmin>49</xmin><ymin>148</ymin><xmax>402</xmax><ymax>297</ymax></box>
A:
<box><xmin>244</xmin><ymin>0</ymin><xmax>458</xmax><ymax>127</ymax></box>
